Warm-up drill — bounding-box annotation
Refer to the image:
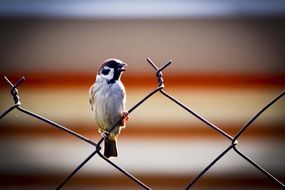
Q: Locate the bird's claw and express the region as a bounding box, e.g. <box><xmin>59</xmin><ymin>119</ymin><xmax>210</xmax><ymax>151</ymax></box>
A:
<box><xmin>121</xmin><ymin>111</ymin><xmax>129</xmax><ymax>126</ymax></box>
<box><xmin>102</xmin><ymin>131</ymin><xmax>110</xmax><ymax>139</ymax></box>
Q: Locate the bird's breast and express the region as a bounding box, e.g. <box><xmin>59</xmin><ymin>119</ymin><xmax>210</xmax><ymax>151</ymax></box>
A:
<box><xmin>93</xmin><ymin>82</ymin><xmax>125</xmax><ymax>130</ymax></box>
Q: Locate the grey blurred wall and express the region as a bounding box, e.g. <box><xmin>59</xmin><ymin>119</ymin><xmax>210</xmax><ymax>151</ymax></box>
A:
<box><xmin>1</xmin><ymin>18</ymin><xmax>285</xmax><ymax>75</ymax></box>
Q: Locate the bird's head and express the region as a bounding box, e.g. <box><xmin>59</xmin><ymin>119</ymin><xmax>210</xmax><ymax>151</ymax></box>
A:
<box><xmin>97</xmin><ymin>59</ymin><xmax>127</xmax><ymax>83</ymax></box>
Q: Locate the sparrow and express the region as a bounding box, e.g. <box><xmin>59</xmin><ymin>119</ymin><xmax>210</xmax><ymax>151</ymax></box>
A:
<box><xmin>89</xmin><ymin>59</ymin><xmax>128</xmax><ymax>158</ymax></box>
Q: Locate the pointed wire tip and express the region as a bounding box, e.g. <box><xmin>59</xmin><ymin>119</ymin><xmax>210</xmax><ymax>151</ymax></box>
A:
<box><xmin>146</xmin><ymin>57</ymin><xmax>152</xmax><ymax>63</ymax></box>
<box><xmin>13</xmin><ymin>76</ymin><xmax>26</xmax><ymax>89</ymax></box>
<box><xmin>3</xmin><ymin>76</ymin><xmax>26</xmax><ymax>88</ymax></box>
<box><xmin>18</xmin><ymin>76</ymin><xmax>25</xmax><ymax>82</ymax></box>
<box><xmin>3</xmin><ymin>76</ymin><xmax>13</xmax><ymax>87</ymax></box>
<box><xmin>157</xmin><ymin>59</ymin><xmax>172</xmax><ymax>73</ymax></box>
<box><xmin>4</xmin><ymin>76</ymin><xmax>8</xmax><ymax>81</ymax></box>
<box><xmin>147</xmin><ymin>57</ymin><xmax>158</xmax><ymax>71</ymax></box>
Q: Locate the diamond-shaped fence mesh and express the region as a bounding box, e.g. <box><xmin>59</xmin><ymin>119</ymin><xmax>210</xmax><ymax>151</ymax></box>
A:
<box><xmin>0</xmin><ymin>58</ymin><xmax>284</xmax><ymax>189</ymax></box>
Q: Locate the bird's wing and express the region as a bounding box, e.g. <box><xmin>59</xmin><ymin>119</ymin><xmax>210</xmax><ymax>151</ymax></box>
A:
<box><xmin>89</xmin><ymin>83</ymin><xmax>97</xmax><ymax>111</ymax></box>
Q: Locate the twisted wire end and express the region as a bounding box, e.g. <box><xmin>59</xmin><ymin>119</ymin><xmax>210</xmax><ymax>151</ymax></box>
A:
<box><xmin>147</xmin><ymin>58</ymin><xmax>172</xmax><ymax>89</ymax></box>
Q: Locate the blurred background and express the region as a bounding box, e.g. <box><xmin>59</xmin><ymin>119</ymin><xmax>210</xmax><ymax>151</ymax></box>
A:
<box><xmin>0</xmin><ymin>0</ymin><xmax>285</xmax><ymax>189</ymax></box>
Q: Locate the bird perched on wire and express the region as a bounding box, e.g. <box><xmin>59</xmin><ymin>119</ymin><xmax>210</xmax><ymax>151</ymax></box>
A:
<box><xmin>89</xmin><ymin>59</ymin><xmax>128</xmax><ymax>158</ymax></box>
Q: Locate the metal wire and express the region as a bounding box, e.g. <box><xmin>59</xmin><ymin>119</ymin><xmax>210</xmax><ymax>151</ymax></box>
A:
<box><xmin>0</xmin><ymin>58</ymin><xmax>284</xmax><ymax>189</ymax></box>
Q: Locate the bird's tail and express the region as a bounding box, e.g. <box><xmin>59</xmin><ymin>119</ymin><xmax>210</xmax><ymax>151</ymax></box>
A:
<box><xmin>104</xmin><ymin>138</ymin><xmax>118</xmax><ymax>158</ymax></box>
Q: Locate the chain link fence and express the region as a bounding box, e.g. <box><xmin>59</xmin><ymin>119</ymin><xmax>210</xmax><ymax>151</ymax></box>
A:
<box><xmin>1</xmin><ymin>58</ymin><xmax>284</xmax><ymax>189</ymax></box>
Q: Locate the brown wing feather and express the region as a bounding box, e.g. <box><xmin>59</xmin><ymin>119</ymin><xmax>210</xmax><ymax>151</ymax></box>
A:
<box><xmin>89</xmin><ymin>83</ymin><xmax>96</xmax><ymax>111</ymax></box>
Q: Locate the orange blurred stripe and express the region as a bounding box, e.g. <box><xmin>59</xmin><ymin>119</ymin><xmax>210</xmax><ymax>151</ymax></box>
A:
<box><xmin>0</xmin><ymin>174</ymin><xmax>283</xmax><ymax>188</ymax></box>
<box><xmin>1</xmin><ymin>72</ymin><xmax>284</xmax><ymax>88</ymax></box>
<box><xmin>1</xmin><ymin>123</ymin><xmax>284</xmax><ymax>139</ymax></box>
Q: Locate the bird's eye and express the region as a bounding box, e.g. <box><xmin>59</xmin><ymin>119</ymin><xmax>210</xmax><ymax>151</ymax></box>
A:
<box><xmin>102</xmin><ymin>68</ymin><xmax>110</xmax><ymax>75</ymax></box>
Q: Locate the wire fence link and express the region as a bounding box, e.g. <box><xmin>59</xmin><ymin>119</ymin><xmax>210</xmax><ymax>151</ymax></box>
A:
<box><xmin>0</xmin><ymin>58</ymin><xmax>284</xmax><ymax>189</ymax></box>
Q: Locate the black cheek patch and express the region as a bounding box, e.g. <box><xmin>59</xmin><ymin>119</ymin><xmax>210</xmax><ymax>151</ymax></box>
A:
<box><xmin>102</xmin><ymin>68</ymin><xmax>110</xmax><ymax>75</ymax></box>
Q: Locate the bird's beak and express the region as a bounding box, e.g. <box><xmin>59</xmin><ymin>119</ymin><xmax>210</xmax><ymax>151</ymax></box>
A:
<box><xmin>118</xmin><ymin>63</ymin><xmax>127</xmax><ymax>72</ymax></box>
